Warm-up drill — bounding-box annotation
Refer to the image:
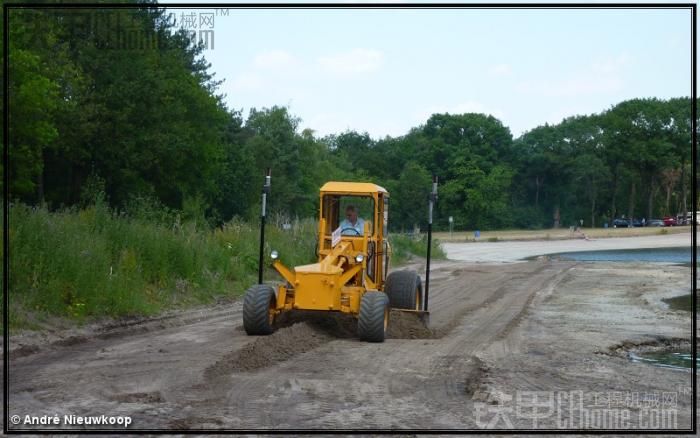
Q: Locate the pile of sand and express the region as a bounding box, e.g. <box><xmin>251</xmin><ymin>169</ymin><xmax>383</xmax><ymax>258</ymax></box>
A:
<box><xmin>205</xmin><ymin>310</ymin><xmax>438</xmax><ymax>379</ymax></box>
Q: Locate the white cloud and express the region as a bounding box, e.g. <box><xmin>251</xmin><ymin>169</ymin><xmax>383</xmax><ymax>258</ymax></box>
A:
<box><xmin>517</xmin><ymin>76</ymin><xmax>623</xmax><ymax>98</ymax></box>
<box><xmin>317</xmin><ymin>48</ymin><xmax>384</xmax><ymax>76</ymax></box>
<box><xmin>304</xmin><ymin>113</ymin><xmax>354</xmax><ymax>137</ymax></box>
<box><xmin>488</xmin><ymin>63</ymin><xmax>512</xmax><ymax>76</ymax></box>
<box><xmin>230</xmin><ymin>51</ymin><xmax>303</xmax><ymax>94</ymax></box>
<box><xmin>591</xmin><ymin>53</ymin><xmax>632</xmax><ymax>74</ymax></box>
<box><xmin>231</xmin><ymin>72</ymin><xmax>264</xmax><ymax>92</ymax></box>
<box><xmin>253</xmin><ymin>50</ymin><xmax>298</xmax><ymax>70</ymax></box>
<box><xmin>414</xmin><ymin>101</ymin><xmax>506</xmax><ymax>124</ymax></box>
<box><xmin>516</xmin><ymin>53</ymin><xmax>632</xmax><ymax>98</ymax></box>
<box><xmin>304</xmin><ymin>112</ymin><xmax>407</xmax><ymax>139</ymax></box>
<box><xmin>545</xmin><ymin>107</ymin><xmax>584</xmax><ymax>126</ymax></box>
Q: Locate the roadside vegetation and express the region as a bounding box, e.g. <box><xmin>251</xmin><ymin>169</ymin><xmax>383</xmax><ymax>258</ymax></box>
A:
<box><xmin>5</xmin><ymin>199</ymin><xmax>307</xmax><ymax>329</ymax></box>
<box><xmin>389</xmin><ymin>234</ymin><xmax>446</xmax><ymax>265</ymax></box>
<box><xmin>4</xmin><ymin>199</ymin><xmax>440</xmax><ymax>330</ymax></box>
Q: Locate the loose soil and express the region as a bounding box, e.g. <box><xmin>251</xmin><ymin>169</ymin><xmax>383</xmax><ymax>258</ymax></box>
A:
<box><xmin>5</xmin><ymin>250</ymin><xmax>693</xmax><ymax>431</ymax></box>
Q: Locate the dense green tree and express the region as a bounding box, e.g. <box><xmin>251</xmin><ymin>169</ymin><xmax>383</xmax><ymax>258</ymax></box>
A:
<box><xmin>388</xmin><ymin>161</ymin><xmax>432</xmax><ymax>231</ymax></box>
<box><xmin>3</xmin><ymin>3</ymin><xmax>693</xmax><ymax>231</ymax></box>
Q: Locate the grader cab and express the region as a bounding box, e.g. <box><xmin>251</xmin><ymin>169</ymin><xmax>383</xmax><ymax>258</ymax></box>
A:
<box><xmin>243</xmin><ymin>175</ymin><xmax>437</xmax><ymax>342</ymax></box>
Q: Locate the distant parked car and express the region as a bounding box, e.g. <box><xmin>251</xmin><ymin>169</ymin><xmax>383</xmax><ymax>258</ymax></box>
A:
<box><xmin>663</xmin><ymin>216</ymin><xmax>677</xmax><ymax>226</ymax></box>
<box><xmin>612</xmin><ymin>218</ymin><xmax>630</xmax><ymax>228</ymax></box>
<box><xmin>679</xmin><ymin>212</ymin><xmax>699</xmax><ymax>225</ymax></box>
<box><xmin>647</xmin><ymin>219</ymin><xmax>665</xmax><ymax>227</ymax></box>
<box><xmin>631</xmin><ymin>218</ymin><xmax>643</xmax><ymax>227</ymax></box>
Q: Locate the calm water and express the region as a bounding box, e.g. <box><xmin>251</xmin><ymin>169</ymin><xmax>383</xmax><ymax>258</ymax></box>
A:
<box><xmin>555</xmin><ymin>246</ymin><xmax>696</xmax><ymax>370</ymax></box>
<box><xmin>629</xmin><ymin>351</ymin><xmax>697</xmax><ymax>370</ymax></box>
<box><xmin>552</xmin><ymin>247</ymin><xmax>695</xmax><ymax>312</ymax></box>
<box><xmin>553</xmin><ymin>246</ymin><xmax>695</xmax><ymax>264</ymax></box>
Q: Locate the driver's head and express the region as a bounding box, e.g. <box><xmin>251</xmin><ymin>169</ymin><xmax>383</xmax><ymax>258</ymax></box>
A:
<box><xmin>345</xmin><ymin>205</ymin><xmax>358</xmax><ymax>224</ymax></box>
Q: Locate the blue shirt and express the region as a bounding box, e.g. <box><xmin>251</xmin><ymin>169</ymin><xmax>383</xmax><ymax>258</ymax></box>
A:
<box><xmin>340</xmin><ymin>218</ymin><xmax>365</xmax><ymax>236</ymax></box>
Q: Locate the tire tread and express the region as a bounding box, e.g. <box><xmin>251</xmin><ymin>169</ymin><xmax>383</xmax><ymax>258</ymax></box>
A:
<box><xmin>385</xmin><ymin>270</ymin><xmax>422</xmax><ymax>310</ymax></box>
<box><xmin>243</xmin><ymin>284</ymin><xmax>276</xmax><ymax>335</ymax></box>
<box><xmin>358</xmin><ymin>291</ymin><xmax>388</xmax><ymax>342</ymax></box>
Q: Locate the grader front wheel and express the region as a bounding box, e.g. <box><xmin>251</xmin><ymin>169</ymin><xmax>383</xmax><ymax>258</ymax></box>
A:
<box><xmin>243</xmin><ymin>284</ymin><xmax>277</xmax><ymax>335</ymax></box>
<box><xmin>385</xmin><ymin>270</ymin><xmax>422</xmax><ymax>310</ymax></box>
<box><xmin>358</xmin><ymin>291</ymin><xmax>389</xmax><ymax>342</ymax></box>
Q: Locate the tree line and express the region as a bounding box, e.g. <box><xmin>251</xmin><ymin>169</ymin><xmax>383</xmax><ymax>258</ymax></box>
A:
<box><xmin>5</xmin><ymin>3</ymin><xmax>695</xmax><ymax>231</ymax></box>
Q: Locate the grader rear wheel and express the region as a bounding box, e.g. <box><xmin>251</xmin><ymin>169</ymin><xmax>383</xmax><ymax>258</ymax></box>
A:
<box><xmin>385</xmin><ymin>270</ymin><xmax>422</xmax><ymax>310</ymax></box>
<box><xmin>358</xmin><ymin>291</ymin><xmax>389</xmax><ymax>342</ymax></box>
<box><xmin>243</xmin><ymin>284</ymin><xmax>277</xmax><ymax>335</ymax></box>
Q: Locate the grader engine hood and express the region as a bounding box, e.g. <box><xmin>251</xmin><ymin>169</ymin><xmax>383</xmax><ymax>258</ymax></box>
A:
<box><xmin>273</xmin><ymin>240</ymin><xmax>363</xmax><ymax>311</ymax></box>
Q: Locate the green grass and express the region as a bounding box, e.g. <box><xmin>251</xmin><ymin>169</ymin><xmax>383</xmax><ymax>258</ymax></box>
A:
<box><xmin>4</xmin><ymin>203</ymin><xmax>439</xmax><ymax>331</ymax></box>
<box><xmin>662</xmin><ymin>294</ymin><xmax>697</xmax><ymax>312</ymax></box>
<box><xmin>5</xmin><ymin>202</ymin><xmax>318</xmax><ymax>331</ymax></box>
<box><xmin>388</xmin><ymin>233</ymin><xmax>447</xmax><ymax>265</ymax></box>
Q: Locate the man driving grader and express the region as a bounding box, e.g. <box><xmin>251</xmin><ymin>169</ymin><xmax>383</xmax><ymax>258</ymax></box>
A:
<box><xmin>243</xmin><ymin>177</ymin><xmax>437</xmax><ymax>342</ymax></box>
<box><xmin>340</xmin><ymin>205</ymin><xmax>365</xmax><ymax>236</ymax></box>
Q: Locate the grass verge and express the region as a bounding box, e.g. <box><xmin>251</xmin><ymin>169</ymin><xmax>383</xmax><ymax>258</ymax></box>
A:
<box><xmin>4</xmin><ymin>203</ymin><xmax>441</xmax><ymax>331</ymax></box>
<box><xmin>388</xmin><ymin>233</ymin><xmax>447</xmax><ymax>265</ymax></box>
<box><xmin>5</xmin><ymin>202</ymin><xmax>317</xmax><ymax>331</ymax></box>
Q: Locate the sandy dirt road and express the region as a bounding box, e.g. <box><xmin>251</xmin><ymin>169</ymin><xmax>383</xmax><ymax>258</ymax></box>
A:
<box><xmin>6</xmin><ymin>255</ymin><xmax>694</xmax><ymax>431</ymax></box>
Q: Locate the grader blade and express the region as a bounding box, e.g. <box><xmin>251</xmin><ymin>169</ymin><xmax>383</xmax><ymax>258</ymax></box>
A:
<box><xmin>396</xmin><ymin>309</ymin><xmax>430</xmax><ymax>326</ymax></box>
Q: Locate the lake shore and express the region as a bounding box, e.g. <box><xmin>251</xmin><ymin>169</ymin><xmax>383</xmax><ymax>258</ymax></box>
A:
<box><xmin>442</xmin><ymin>232</ymin><xmax>692</xmax><ymax>263</ymax></box>
<box><xmin>434</xmin><ymin>225</ymin><xmax>691</xmax><ymax>243</ymax></box>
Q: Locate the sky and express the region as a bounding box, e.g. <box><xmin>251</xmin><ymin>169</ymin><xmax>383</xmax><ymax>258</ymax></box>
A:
<box><xmin>163</xmin><ymin>2</ymin><xmax>692</xmax><ymax>139</ymax></box>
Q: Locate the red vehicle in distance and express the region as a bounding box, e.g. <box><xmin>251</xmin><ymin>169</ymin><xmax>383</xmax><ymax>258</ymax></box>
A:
<box><xmin>663</xmin><ymin>216</ymin><xmax>677</xmax><ymax>226</ymax></box>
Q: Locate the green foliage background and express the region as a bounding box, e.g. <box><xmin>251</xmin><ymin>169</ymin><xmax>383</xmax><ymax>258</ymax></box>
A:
<box><xmin>4</xmin><ymin>4</ymin><xmax>695</xmax><ymax>231</ymax></box>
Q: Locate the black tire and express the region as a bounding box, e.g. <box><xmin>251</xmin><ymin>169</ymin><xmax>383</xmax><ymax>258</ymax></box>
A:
<box><xmin>243</xmin><ymin>284</ymin><xmax>276</xmax><ymax>335</ymax></box>
<box><xmin>358</xmin><ymin>291</ymin><xmax>389</xmax><ymax>342</ymax></box>
<box><xmin>385</xmin><ymin>270</ymin><xmax>422</xmax><ymax>310</ymax></box>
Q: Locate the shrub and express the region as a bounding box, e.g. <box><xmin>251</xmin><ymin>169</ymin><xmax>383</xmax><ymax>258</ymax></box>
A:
<box><xmin>7</xmin><ymin>203</ymin><xmax>318</xmax><ymax>330</ymax></box>
<box><xmin>389</xmin><ymin>233</ymin><xmax>446</xmax><ymax>265</ymax></box>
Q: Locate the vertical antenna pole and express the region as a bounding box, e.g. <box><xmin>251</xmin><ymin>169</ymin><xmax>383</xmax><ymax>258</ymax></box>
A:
<box><xmin>258</xmin><ymin>169</ymin><xmax>271</xmax><ymax>284</ymax></box>
<box><xmin>425</xmin><ymin>175</ymin><xmax>438</xmax><ymax>311</ymax></box>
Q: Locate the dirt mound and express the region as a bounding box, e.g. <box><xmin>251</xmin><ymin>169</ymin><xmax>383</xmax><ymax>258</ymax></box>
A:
<box><xmin>464</xmin><ymin>357</ymin><xmax>490</xmax><ymax>397</ymax></box>
<box><xmin>204</xmin><ymin>322</ymin><xmax>333</xmax><ymax>379</ymax></box>
<box><xmin>604</xmin><ymin>335</ymin><xmax>692</xmax><ymax>356</ymax></box>
<box><xmin>276</xmin><ymin>311</ymin><xmax>359</xmax><ymax>338</ymax></box>
<box><xmin>54</xmin><ymin>335</ymin><xmax>88</xmax><ymax>347</ymax></box>
<box><xmin>9</xmin><ymin>344</ymin><xmax>40</xmax><ymax>359</ymax></box>
<box><xmin>279</xmin><ymin>309</ymin><xmax>439</xmax><ymax>340</ymax></box>
<box><xmin>205</xmin><ymin>310</ymin><xmax>439</xmax><ymax>379</ymax></box>
<box><xmin>109</xmin><ymin>391</ymin><xmax>164</xmax><ymax>403</ymax></box>
<box><xmin>387</xmin><ymin>310</ymin><xmax>440</xmax><ymax>339</ymax></box>
<box><xmin>169</xmin><ymin>416</ymin><xmax>224</xmax><ymax>429</ymax></box>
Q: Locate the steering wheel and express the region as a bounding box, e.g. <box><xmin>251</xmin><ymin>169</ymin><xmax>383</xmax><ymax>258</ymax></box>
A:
<box><xmin>341</xmin><ymin>228</ymin><xmax>362</xmax><ymax>236</ymax></box>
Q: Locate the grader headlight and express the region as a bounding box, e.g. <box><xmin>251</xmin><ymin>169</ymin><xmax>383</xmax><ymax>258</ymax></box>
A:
<box><xmin>355</xmin><ymin>253</ymin><xmax>364</xmax><ymax>263</ymax></box>
<box><xmin>270</xmin><ymin>250</ymin><xmax>279</xmax><ymax>260</ymax></box>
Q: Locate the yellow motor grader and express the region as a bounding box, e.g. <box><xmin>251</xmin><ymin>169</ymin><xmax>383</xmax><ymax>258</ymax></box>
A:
<box><xmin>243</xmin><ymin>171</ymin><xmax>438</xmax><ymax>342</ymax></box>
